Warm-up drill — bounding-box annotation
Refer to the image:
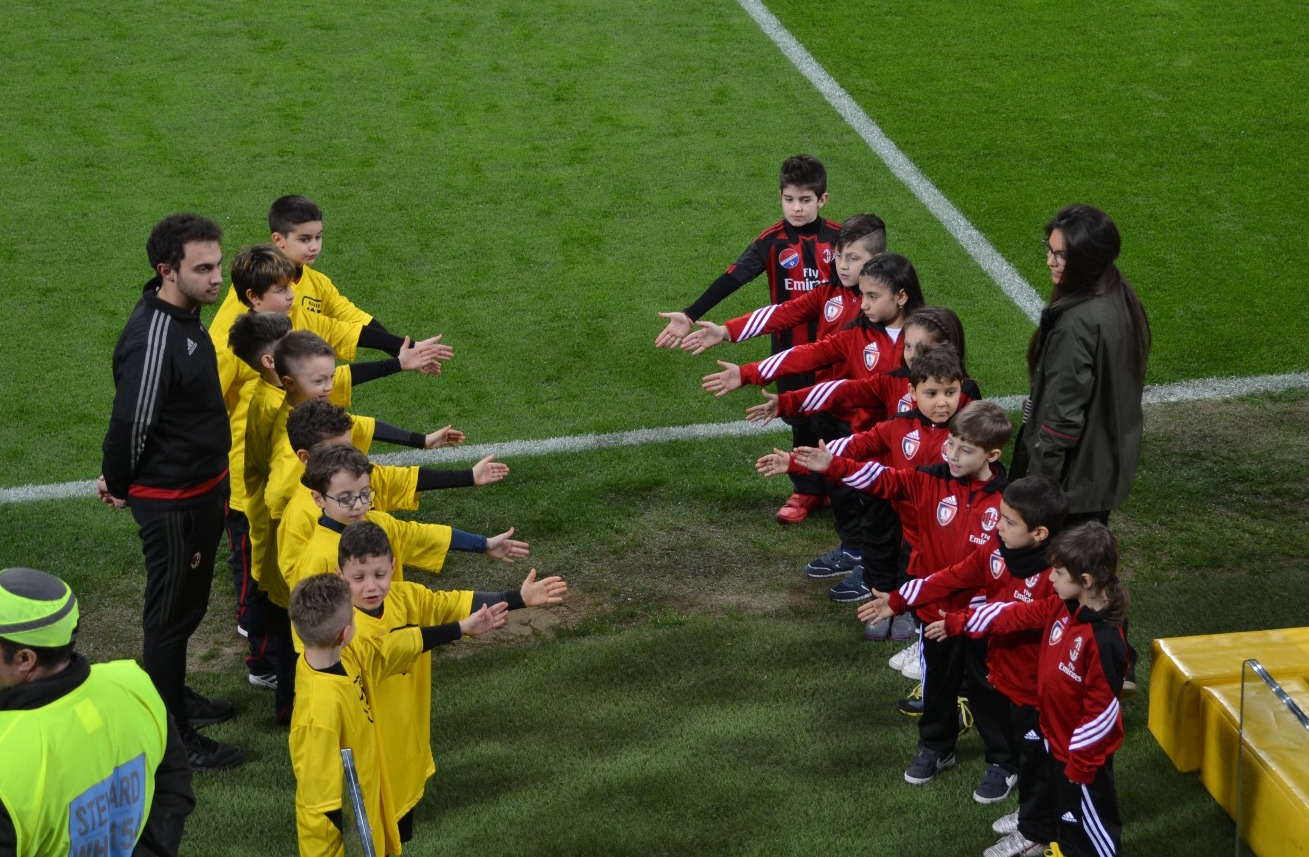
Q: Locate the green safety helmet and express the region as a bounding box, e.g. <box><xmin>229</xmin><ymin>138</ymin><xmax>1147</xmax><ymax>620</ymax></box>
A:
<box><xmin>0</xmin><ymin>567</ymin><xmax>79</xmax><ymax>648</ymax></box>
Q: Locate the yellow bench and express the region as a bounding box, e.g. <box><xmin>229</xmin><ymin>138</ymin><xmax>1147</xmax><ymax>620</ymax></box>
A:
<box><xmin>1149</xmin><ymin>628</ymin><xmax>1309</xmax><ymax>772</ymax></box>
<box><xmin>1199</xmin><ymin>679</ymin><xmax>1309</xmax><ymax>856</ymax></box>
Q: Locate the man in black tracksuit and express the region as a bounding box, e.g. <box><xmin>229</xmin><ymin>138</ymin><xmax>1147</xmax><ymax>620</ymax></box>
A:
<box><xmin>98</xmin><ymin>213</ymin><xmax>243</xmax><ymax>771</ymax></box>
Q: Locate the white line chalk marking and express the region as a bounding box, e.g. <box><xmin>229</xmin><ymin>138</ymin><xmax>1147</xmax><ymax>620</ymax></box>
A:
<box><xmin>736</xmin><ymin>0</ymin><xmax>1046</xmax><ymax>323</ymax></box>
<box><xmin>5</xmin><ymin>374</ymin><xmax>1306</xmax><ymax>505</ymax></box>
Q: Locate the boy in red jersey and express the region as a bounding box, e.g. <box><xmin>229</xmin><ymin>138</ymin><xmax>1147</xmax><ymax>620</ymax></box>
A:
<box><xmin>929</xmin><ymin>523</ymin><xmax>1129</xmax><ymax>857</ymax></box>
<box><xmin>787</xmin><ymin>402</ymin><xmax>1014</xmax><ymax>793</ymax></box>
<box><xmin>758</xmin><ymin>344</ymin><xmax>969</xmax><ymax>629</ymax></box>
<box><xmin>863</xmin><ymin>476</ymin><xmax>1068</xmax><ymax>854</ymax></box>
<box><xmin>656</xmin><ymin>155</ymin><xmax>840</xmax><ymax>524</ymax></box>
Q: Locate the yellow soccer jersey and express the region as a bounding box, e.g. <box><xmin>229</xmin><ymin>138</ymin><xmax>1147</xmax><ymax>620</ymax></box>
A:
<box><xmin>264</xmin><ymin>365</ymin><xmax>372</xmax><ymax>524</ymax></box>
<box><xmin>279</xmin><ymin>464</ymin><xmax>422</xmax><ymax>584</ymax></box>
<box><xmin>243</xmin><ymin>378</ymin><xmax>288</xmax><ymax>600</ymax></box>
<box><xmin>211</xmin><ymin>288</ymin><xmax>364</xmax><ymax>513</ymax></box>
<box><xmin>290</xmin><ymin>627</ymin><xmax>423</xmax><ymax>857</ymax></box>
<box><xmin>296</xmin><ymin>265</ymin><xmax>373</xmax><ymax>327</ymax></box>
<box><xmin>356</xmin><ymin>581</ymin><xmax>474</xmax><ymax>817</ymax></box>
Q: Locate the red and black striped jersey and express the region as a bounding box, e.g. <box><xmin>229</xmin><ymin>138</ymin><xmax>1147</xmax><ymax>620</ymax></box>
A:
<box><xmin>684</xmin><ymin>217</ymin><xmax>841</xmax><ymax>356</ymax></box>
<box><xmin>948</xmin><ymin>595</ymin><xmax>1127</xmax><ymax>784</ymax></box>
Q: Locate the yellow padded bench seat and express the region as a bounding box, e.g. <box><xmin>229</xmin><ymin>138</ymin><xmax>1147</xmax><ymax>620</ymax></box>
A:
<box><xmin>1199</xmin><ymin>679</ymin><xmax>1309</xmax><ymax>856</ymax></box>
<box><xmin>1149</xmin><ymin>627</ymin><xmax>1309</xmax><ymax>772</ymax></box>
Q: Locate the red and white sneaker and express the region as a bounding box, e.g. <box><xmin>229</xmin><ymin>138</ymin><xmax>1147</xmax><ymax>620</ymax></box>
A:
<box><xmin>776</xmin><ymin>492</ymin><xmax>829</xmax><ymax>524</ymax></box>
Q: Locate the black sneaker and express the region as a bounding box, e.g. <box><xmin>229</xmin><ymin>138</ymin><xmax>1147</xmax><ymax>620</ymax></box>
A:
<box><xmin>184</xmin><ymin>686</ymin><xmax>235</xmax><ymax>729</ymax></box>
<box><xmin>973</xmin><ymin>763</ymin><xmax>1018</xmax><ymax>804</ymax></box>
<box><xmin>183</xmin><ymin>730</ymin><xmax>244</xmax><ymax>772</ymax></box>
<box><xmin>897</xmin><ymin>683</ymin><xmax>924</xmax><ymax>716</ymax></box>
<box><xmin>805</xmin><ymin>547</ymin><xmax>860</xmax><ymax>579</ymax></box>
<box><xmin>904</xmin><ymin>747</ymin><xmax>955</xmax><ymax>785</ymax></box>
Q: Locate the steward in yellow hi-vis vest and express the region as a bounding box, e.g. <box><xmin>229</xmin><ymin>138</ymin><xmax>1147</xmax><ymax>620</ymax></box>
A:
<box><xmin>0</xmin><ymin>567</ymin><xmax>195</xmax><ymax>856</ymax></box>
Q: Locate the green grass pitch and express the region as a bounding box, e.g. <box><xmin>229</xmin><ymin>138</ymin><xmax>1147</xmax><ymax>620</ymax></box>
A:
<box><xmin>1</xmin><ymin>1</ymin><xmax>1307</xmax><ymax>854</ymax></box>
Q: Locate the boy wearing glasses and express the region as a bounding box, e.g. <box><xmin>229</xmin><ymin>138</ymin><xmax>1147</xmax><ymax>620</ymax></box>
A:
<box><xmin>284</xmin><ymin>444</ymin><xmax>529</xmax><ymax>630</ymax></box>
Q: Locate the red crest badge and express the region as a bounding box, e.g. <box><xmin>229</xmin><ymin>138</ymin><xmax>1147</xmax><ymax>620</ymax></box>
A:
<box><xmin>863</xmin><ymin>342</ymin><xmax>880</xmax><ymax>371</ymax></box>
<box><xmin>1069</xmin><ymin>635</ymin><xmax>1084</xmax><ymax>662</ymax></box>
<box><xmin>981</xmin><ymin>507</ymin><xmax>1000</xmax><ymax>532</ymax></box>
<box><xmin>989</xmin><ymin>549</ymin><xmax>1005</xmax><ymax>579</ymax></box>
<box><xmin>824</xmin><ymin>295</ymin><xmax>843</xmax><ymax>323</ymax></box>
<box><xmin>897</xmin><ymin>392</ymin><xmax>913</xmax><ymax>413</ymax></box>
<box><xmin>822</xmin><ymin>247</ymin><xmax>834</xmax><ymax>264</ymax></box>
<box><xmin>1049</xmin><ymin>617</ymin><xmax>1067</xmax><ymax>646</ymax></box>
<box><xmin>936</xmin><ymin>496</ymin><xmax>958</xmax><ymax>527</ymax></box>
<box><xmin>901</xmin><ymin>429</ymin><xmax>921</xmax><ymax>460</ymax></box>
<box><xmin>1026</xmin><ymin>573</ymin><xmax>1041</xmax><ymax>589</ymax></box>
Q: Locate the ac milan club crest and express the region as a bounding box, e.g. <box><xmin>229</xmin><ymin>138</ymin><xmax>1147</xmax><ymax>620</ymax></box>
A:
<box><xmin>778</xmin><ymin>248</ymin><xmax>801</xmax><ymax>270</ymax></box>
<box><xmin>1026</xmin><ymin>573</ymin><xmax>1041</xmax><ymax>589</ymax></box>
<box><xmin>190</xmin><ymin>552</ymin><xmax>202</xmax><ymax>569</ymax></box>
<box><xmin>1069</xmin><ymin>635</ymin><xmax>1084</xmax><ymax>662</ymax></box>
<box><xmin>901</xmin><ymin>429</ymin><xmax>921</xmax><ymax>460</ymax></box>
<box><xmin>989</xmin><ymin>550</ymin><xmax>1005</xmax><ymax>579</ymax></box>
<box><xmin>822</xmin><ymin>247</ymin><xmax>834</xmax><ymax>264</ymax></box>
<box><xmin>936</xmin><ymin>496</ymin><xmax>958</xmax><ymax>526</ymax></box>
<box><xmin>981</xmin><ymin>507</ymin><xmax>1000</xmax><ymax>532</ymax></box>
<box><xmin>824</xmin><ymin>295</ymin><xmax>843</xmax><ymax>323</ymax></box>
<box><xmin>862</xmin><ymin>342</ymin><xmax>881</xmax><ymax>371</ymax></box>
<box><xmin>1049</xmin><ymin>617</ymin><xmax>1067</xmax><ymax>646</ymax></box>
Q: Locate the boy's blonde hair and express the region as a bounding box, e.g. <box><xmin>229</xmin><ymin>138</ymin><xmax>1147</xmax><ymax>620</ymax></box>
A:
<box><xmin>289</xmin><ymin>574</ymin><xmax>353</xmax><ymax>647</ymax></box>
<box><xmin>948</xmin><ymin>400</ymin><xmax>1013</xmax><ymax>452</ymax></box>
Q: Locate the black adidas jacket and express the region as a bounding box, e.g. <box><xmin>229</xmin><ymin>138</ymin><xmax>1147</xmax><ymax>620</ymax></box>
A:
<box><xmin>101</xmin><ymin>277</ymin><xmax>230</xmax><ymax>510</ymax></box>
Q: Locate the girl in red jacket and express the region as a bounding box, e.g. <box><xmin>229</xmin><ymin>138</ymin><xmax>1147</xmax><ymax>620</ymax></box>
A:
<box><xmin>928</xmin><ymin>522</ymin><xmax>1129</xmax><ymax>857</ymax></box>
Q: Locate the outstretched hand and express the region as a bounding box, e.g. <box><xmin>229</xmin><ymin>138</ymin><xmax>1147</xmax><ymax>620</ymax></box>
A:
<box><xmin>857</xmin><ymin>589</ymin><xmax>894</xmax><ymax>624</ymax></box>
<box><xmin>755</xmin><ymin>449</ymin><xmax>793</xmax><ymax>477</ymax></box>
<box><xmin>519</xmin><ymin>568</ymin><xmax>567</xmax><ymax>607</ymax></box>
<box><xmin>680</xmin><ymin>320</ymin><xmax>728</xmax><ymax>355</ymax></box>
<box><xmin>701</xmin><ymin>361</ymin><xmax>743</xmax><ymax>397</ymax></box>
<box><xmin>425</xmin><ymin>425</ymin><xmax>467</xmax><ymax>449</ymax></box>
<box><xmin>411</xmin><ymin>334</ymin><xmax>454</xmax><ymax>375</ymax></box>
<box><xmin>655</xmin><ymin>311</ymin><xmax>692</xmax><ymax>349</ymax></box>
<box><xmin>460</xmin><ymin>602</ymin><xmax>509</xmax><ymax>637</ymax></box>
<box><xmin>472</xmin><ymin>454</ymin><xmax>509</xmax><ymax>485</ymax></box>
<box><xmin>486</xmin><ymin>527</ymin><xmax>530</xmax><ymax>563</ymax></box>
<box><xmin>745</xmin><ymin>390</ymin><xmax>780</xmax><ymax>426</ymax></box>
<box><xmin>790</xmin><ymin>440</ymin><xmax>834</xmax><ymax>473</ymax></box>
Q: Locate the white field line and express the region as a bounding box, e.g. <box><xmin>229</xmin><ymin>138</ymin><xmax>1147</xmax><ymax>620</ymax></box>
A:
<box><xmin>5</xmin><ymin>374</ymin><xmax>1308</xmax><ymax>505</ymax></box>
<box><xmin>736</xmin><ymin>0</ymin><xmax>1045</xmax><ymax>324</ymax></box>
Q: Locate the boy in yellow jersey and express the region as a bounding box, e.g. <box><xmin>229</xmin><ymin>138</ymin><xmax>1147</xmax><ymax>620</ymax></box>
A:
<box><xmin>336</xmin><ymin>521</ymin><xmax>566</xmax><ymax>844</ymax></box>
<box><xmin>218</xmin><ymin>246</ymin><xmax>444</xmax><ymax>646</ymax></box>
<box><xmin>278</xmin><ymin>400</ymin><xmax>509</xmax><ymax>581</ymax></box>
<box><xmin>239</xmin><ymin>329</ymin><xmax>453</xmax><ymax>722</ymax></box>
<box><xmin>285</xmin><ymin>445</ymin><xmax>529</xmax><ymax>603</ymax></box>
<box><xmin>264</xmin><ymin>331</ymin><xmax>462</xmax><ymax>524</ymax></box>
<box><xmin>288</xmin><ymin>573</ymin><xmax>507</xmax><ymax>857</ymax></box>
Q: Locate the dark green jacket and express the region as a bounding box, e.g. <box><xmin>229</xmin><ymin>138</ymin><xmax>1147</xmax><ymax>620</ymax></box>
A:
<box><xmin>1012</xmin><ymin>291</ymin><xmax>1148</xmax><ymax>514</ymax></box>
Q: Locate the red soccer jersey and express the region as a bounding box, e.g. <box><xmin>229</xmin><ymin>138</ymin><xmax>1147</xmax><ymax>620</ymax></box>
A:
<box><xmin>948</xmin><ymin>596</ymin><xmax>1127</xmax><ymax>784</ymax></box>
<box><xmin>890</xmin><ymin>543</ymin><xmax>1056</xmax><ymax>706</ymax></box>
<box><xmin>777</xmin><ymin>372</ymin><xmax>982</xmax><ymax>434</ymax></box>
<box><xmin>824</xmin><ymin>459</ymin><xmax>1007</xmax><ymax>618</ymax></box>
<box><xmin>723</xmin><ymin>284</ymin><xmax>861</xmax><ymax>383</ymax></box>
<box><xmin>739</xmin><ymin>323</ymin><xmax>904</xmax><ymax>424</ymax></box>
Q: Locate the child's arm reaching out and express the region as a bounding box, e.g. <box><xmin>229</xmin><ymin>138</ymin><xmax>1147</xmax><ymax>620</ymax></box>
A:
<box><xmin>701</xmin><ymin>361</ymin><xmax>743</xmax><ymax>397</ymax></box>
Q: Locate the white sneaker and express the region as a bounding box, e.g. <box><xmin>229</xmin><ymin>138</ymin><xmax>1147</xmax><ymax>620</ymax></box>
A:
<box><xmin>982</xmin><ymin>831</ymin><xmax>1045</xmax><ymax>857</ymax></box>
<box><xmin>247</xmin><ymin>672</ymin><xmax>277</xmax><ymax>690</ymax></box>
<box><xmin>888</xmin><ymin>643</ymin><xmax>915</xmax><ymax>672</ymax></box>
<box><xmin>992</xmin><ymin>810</ymin><xmax>1020</xmax><ymax>835</ymax></box>
<box><xmin>901</xmin><ymin>650</ymin><xmax>922</xmax><ymax>681</ymax></box>
<box><xmin>237</xmin><ymin>625</ymin><xmax>249</xmax><ymax>639</ymax></box>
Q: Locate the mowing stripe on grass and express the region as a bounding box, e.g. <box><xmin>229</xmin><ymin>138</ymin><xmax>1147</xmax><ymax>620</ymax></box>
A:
<box><xmin>6</xmin><ymin>373</ymin><xmax>1307</xmax><ymax>505</ymax></box>
<box><xmin>736</xmin><ymin>0</ymin><xmax>1046</xmax><ymax>323</ymax></box>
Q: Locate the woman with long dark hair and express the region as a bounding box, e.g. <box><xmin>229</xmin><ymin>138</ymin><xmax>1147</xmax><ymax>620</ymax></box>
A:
<box><xmin>1011</xmin><ymin>204</ymin><xmax>1151</xmax><ymax>525</ymax></box>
